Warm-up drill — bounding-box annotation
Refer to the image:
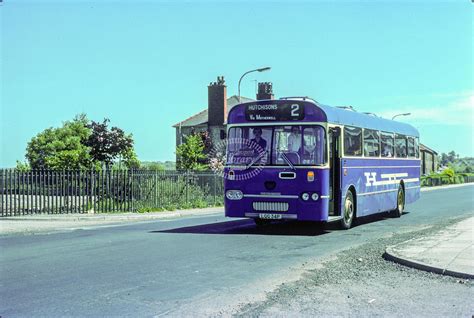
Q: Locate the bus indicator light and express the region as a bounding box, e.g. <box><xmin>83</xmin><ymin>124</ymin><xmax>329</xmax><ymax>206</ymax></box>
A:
<box><xmin>307</xmin><ymin>171</ymin><xmax>315</xmax><ymax>182</ymax></box>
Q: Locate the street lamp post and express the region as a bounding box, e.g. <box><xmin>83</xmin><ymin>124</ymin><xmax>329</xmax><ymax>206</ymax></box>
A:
<box><xmin>392</xmin><ymin>113</ymin><xmax>411</xmax><ymax>120</ymax></box>
<box><xmin>238</xmin><ymin>67</ymin><xmax>271</xmax><ymax>102</ymax></box>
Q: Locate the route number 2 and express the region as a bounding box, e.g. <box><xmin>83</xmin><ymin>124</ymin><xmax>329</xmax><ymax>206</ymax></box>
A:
<box><xmin>291</xmin><ymin>104</ymin><xmax>300</xmax><ymax>117</ymax></box>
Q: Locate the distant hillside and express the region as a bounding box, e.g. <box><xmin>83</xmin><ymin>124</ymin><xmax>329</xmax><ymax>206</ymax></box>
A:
<box><xmin>140</xmin><ymin>161</ymin><xmax>176</xmax><ymax>170</ymax></box>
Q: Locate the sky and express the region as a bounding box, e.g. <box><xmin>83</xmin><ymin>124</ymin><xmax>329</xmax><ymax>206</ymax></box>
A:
<box><xmin>1</xmin><ymin>0</ymin><xmax>472</xmax><ymax>167</ymax></box>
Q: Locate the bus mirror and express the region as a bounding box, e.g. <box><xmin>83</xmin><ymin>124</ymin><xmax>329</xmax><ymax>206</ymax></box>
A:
<box><xmin>220</xmin><ymin>130</ymin><xmax>226</xmax><ymax>140</ymax></box>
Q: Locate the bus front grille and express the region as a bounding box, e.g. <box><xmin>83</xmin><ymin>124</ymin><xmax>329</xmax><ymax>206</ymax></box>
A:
<box><xmin>252</xmin><ymin>201</ymin><xmax>289</xmax><ymax>212</ymax></box>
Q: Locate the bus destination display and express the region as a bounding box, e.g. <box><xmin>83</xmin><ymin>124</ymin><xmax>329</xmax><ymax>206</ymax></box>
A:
<box><xmin>245</xmin><ymin>103</ymin><xmax>305</xmax><ymax>121</ymax></box>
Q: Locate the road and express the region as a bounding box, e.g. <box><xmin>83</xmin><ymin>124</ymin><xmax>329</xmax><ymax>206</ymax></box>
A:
<box><xmin>1</xmin><ymin>185</ymin><xmax>473</xmax><ymax>317</ymax></box>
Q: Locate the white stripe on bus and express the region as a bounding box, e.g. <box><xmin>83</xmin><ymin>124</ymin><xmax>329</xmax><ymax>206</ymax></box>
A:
<box><xmin>344</xmin><ymin>166</ymin><xmax>420</xmax><ymax>169</ymax></box>
<box><xmin>357</xmin><ymin>189</ymin><xmax>399</xmax><ymax>196</ymax></box>
<box><xmin>381</xmin><ymin>173</ymin><xmax>408</xmax><ymax>178</ymax></box>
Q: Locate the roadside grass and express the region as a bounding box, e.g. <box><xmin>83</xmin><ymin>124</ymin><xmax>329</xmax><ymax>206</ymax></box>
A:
<box><xmin>136</xmin><ymin>200</ymin><xmax>223</xmax><ymax>213</ymax></box>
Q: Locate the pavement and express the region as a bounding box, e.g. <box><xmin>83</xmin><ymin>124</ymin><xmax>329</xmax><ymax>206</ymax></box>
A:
<box><xmin>385</xmin><ymin>216</ymin><xmax>474</xmax><ymax>279</ymax></box>
<box><xmin>0</xmin><ymin>206</ymin><xmax>223</xmax><ymax>235</ymax></box>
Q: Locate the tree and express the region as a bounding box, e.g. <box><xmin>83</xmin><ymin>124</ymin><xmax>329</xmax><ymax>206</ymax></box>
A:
<box><xmin>15</xmin><ymin>161</ymin><xmax>30</xmax><ymax>172</ymax></box>
<box><xmin>197</xmin><ymin>130</ymin><xmax>213</xmax><ymax>155</ymax></box>
<box><xmin>439</xmin><ymin>151</ymin><xmax>458</xmax><ymax>167</ymax></box>
<box><xmin>84</xmin><ymin>119</ymin><xmax>139</xmax><ymax>169</ymax></box>
<box><xmin>24</xmin><ymin>114</ymin><xmax>140</xmax><ymax>170</ymax></box>
<box><xmin>176</xmin><ymin>133</ymin><xmax>207</xmax><ymax>170</ymax></box>
<box><xmin>26</xmin><ymin>114</ymin><xmax>92</xmax><ymax>170</ymax></box>
<box><xmin>448</xmin><ymin>151</ymin><xmax>457</xmax><ymax>163</ymax></box>
<box><xmin>120</xmin><ymin>147</ymin><xmax>140</xmax><ymax>169</ymax></box>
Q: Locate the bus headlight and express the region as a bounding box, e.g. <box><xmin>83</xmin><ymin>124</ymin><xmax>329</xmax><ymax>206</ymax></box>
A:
<box><xmin>301</xmin><ymin>193</ymin><xmax>310</xmax><ymax>201</ymax></box>
<box><xmin>226</xmin><ymin>190</ymin><xmax>243</xmax><ymax>200</ymax></box>
<box><xmin>311</xmin><ymin>193</ymin><xmax>319</xmax><ymax>201</ymax></box>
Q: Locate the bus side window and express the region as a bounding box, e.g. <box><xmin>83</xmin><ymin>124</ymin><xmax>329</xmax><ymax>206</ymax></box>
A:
<box><xmin>395</xmin><ymin>134</ymin><xmax>407</xmax><ymax>158</ymax></box>
<box><xmin>363</xmin><ymin>129</ymin><xmax>380</xmax><ymax>157</ymax></box>
<box><xmin>381</xmin><ymin>132</ymin><xmax>394</xmax><ymax>158</ymax></box>
<box><xmin>344</xmin><ymin>126</ymin><xmax>362</xmax><ymax>156</ymax></box>
<box><xmin>407</xmin><ymin>137</ymin><xmax>416</xmax><ymax>157</ymax></box>
<box><xmin>415</xmin><ymin>137</ymin><xmax>420</xmax><ymax>158</ymax></box>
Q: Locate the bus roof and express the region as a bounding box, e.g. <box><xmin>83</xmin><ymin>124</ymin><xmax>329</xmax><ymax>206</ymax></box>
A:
<box><xmin>228</xmin><ymin>99</ymin><xmax>419</xmax><ymax>137</ymax></box>
<box><xmin>317</xmin><ymin>102</ymin><xmax>419</xmax><ymax>137</ymax></box>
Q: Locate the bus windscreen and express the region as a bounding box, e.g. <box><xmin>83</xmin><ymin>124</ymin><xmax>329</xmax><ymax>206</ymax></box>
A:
<box><xmin>226</xmin><ymin>125</ymin><xmax>326</xmax><ymax>166</ymax></box>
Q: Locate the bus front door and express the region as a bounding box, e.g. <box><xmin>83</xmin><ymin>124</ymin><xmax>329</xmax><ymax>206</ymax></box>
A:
<box><xmin>329</xmin><ymin>127</ymin><xmax>341</xmax><ymax>216</ymax></box>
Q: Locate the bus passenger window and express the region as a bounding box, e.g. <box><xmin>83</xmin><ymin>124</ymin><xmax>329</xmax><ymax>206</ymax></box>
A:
<box><xmin>344</xmin><ymin>126</ymin><xmax>362</xmax><ymax>156</ymax></box>
<box><xmin>407</xmin><ymin>137</ymin><xmax>416</xmax><ymax>157</ymax></box>
<box><xmin>363</xmin><ymin>129</ymin><xmax>380</xmax><ymax>157</ymax></box>
<box><xmin>381</xmin><ymin>132</ymin><xmax>394</xmax><ymax>157</ymax></box>
<box><xmin>395</xmin><ymin>134</ymin><xmax>407</xmax><ymax>158</ymax></box>
<box><xmin>415</xmin><ymin>138</ymin><xmax>420</xmax><ymax>158</ymax></box>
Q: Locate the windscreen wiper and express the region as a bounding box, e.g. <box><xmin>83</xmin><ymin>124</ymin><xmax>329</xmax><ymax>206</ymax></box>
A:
<box><xmin>245</xmin><ymin>151</ymin><xmax>267</xmax><ymax>170</ymax></box>
<box><xmin>280</xmin><ymin>152</ymin><xmax>295</xmax><ymax>170</ymax></box>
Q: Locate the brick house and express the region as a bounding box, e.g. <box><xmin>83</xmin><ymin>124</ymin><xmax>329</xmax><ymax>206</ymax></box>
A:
<box><xmin>173</xmin><ymin>76</ymin><xmax>274</xmax><ymax>155</ymax></box>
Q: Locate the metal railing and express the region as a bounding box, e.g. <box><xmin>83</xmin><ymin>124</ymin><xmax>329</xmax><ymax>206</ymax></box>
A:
<box><xmin>0</xmin><ymin>169</ymin><xmax>224</xmax><ymax>216</ymax></box>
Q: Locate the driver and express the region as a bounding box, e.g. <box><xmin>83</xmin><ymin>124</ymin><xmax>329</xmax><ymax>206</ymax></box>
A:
<box><xmin>250</xmin><ymin>127</ymin><xmax>267</xmax><ymax>151</ymax></box>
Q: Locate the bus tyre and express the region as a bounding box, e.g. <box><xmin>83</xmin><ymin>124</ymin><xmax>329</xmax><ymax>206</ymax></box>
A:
<box><xmin>392</xmin><ymin>186</ymin><xmax>405</xmax><ymax>218</ymax></box>
<box><xmin>340</xmin><ymin>191</ymin><xmax>355</xmax><ymax>230</ymax></box>
<box><xmin>254</xmin><ymin>218</ymin><xmax>271</xmax><ymax>228</ymax></box>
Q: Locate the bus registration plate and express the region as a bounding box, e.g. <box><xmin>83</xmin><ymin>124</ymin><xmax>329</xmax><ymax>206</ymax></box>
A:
<box><xmin>259</xmin><ymin>213</ymin><xmax>283</xmax><ymax>220</ymax></box>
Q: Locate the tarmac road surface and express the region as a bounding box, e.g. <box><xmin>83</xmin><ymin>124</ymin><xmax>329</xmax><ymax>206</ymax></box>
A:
<box><xmin>0</xmin><ymin>185</ymin><xmax>473</xmax><ymax>317</ymax></box>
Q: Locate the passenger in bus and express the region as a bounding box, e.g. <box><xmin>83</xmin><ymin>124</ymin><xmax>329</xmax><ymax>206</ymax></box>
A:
<box><xmin>383</xmin><ymin>146</ymin><xmax>393</xmax><ymax>157</ymax></box>
<box><xmin>288</xmin><ymin>126</ymin><xmax>302</xmax><ymax>152</ymax></box>
<box><xmin>250</xmin><ymin>127</ymin><xmax>267</xmax><ymax>151</ymax></box>
<box><xmin>399</xmin><ymin>146</ymin><xmax>407</xmax><ymax>157</ymax></box>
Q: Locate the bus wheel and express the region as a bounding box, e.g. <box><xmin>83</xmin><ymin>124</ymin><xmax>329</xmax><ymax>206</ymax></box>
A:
<box><xmin>392</xmin><ymin>186</ymin><xmax>405</xmax><ymax>218</ymax></box>
<box><xmin>254</xmin><ymin>218</ymin><xmax>271</xmax><ymax>228</ymax></box>
<box><xmin>340</xmin><ymin>191</ymin><xmax>355</xmax><ymax>230</ymax></box>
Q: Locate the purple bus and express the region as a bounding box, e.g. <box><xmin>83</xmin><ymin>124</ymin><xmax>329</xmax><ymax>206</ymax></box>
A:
<box><xmin>224</xmin><ymin>98</ymin><xmax>420</xmax><ymax>229</ymax></box>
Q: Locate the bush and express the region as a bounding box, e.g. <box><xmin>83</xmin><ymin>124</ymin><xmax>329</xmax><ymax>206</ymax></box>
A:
<box><xmin>421</xmin><ymin>169</ymin><xmax>474</xmax><ymax>187</ymax></box>
<box><xmin>441</xmin><ymin>168</ymin><xmax>455</xmax><ymax>178</ymax></box>
<box><xmin>129</xmin><ymin>172</ymin><xmax>223</xmax><ymax>212</ymax></box>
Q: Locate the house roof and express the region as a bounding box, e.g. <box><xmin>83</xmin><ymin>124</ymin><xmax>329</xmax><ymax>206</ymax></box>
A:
<box><xmin>420</xmin><ymin>143</ymin><xmax>438</xmax><ymax>155</ymax></box>
<box><xmin>172</xmin><ymin>95</ymin><xmax>254</xmax><ymax>128</ymax></box>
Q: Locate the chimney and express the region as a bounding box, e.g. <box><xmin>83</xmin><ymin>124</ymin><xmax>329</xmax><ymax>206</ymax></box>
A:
<box><xmin>208</xmin><ymin>76</ymin><xmax>227</xmax><ymax>126</ymax></box>
<box><xmin>257</xmin><ymin>82</ymin><xmax>274</xmax><ymax>100</ymax></box>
